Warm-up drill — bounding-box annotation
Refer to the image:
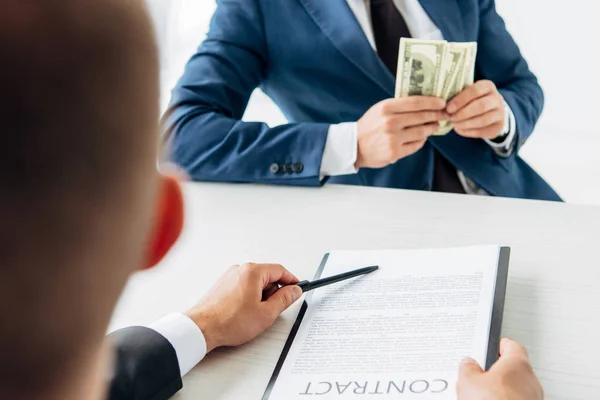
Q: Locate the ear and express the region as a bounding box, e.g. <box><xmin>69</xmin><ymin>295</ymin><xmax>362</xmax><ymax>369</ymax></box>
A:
<box><xmin>144</xmin><ymin>174</ymin><xmax>184</xmax><ymax>269</ymax></box>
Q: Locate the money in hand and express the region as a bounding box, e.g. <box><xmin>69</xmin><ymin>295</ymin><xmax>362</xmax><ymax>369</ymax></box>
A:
<box><xmin>395</xmin><ymin>38</ymin><xmax>477</xmax><ymax>136</ymax></box>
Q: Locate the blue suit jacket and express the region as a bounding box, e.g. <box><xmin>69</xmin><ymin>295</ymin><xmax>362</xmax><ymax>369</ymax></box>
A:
<box><xmin>164</xmin><ymin>0</ymin><xmax>561</xmax><ymax>201</ymax></box>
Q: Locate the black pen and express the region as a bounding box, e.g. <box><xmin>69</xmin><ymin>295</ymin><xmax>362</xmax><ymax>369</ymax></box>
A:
<box><xmin>294</xmin><ymin>265</ymin><xmax>379</xmax><ymax>293</ymax></box>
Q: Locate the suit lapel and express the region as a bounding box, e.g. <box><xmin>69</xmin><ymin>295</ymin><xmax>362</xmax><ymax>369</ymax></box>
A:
<box><xmin>297</xmin><ymin>0</ymin><xmax>395</xmax><ymax>95</ymax></box>
<box><xmin>418</xmin><ymin>0</ymin><xmax>466</xmax><ymax>42</ymax></box>
<box><xmin>296</xmin><ymin>0</ymin><xmax>467</xmax><ymax>95</ymax></box>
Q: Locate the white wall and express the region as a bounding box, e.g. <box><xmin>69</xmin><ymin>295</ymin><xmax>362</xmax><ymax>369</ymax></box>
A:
<box><xmin>496</xmin><ymin>0</ymin><xmax>600</xmax><ymax>136</ymax></box>
<box><xmin>147</xmin><ymin>0</ymin><xmax>600</xmax><ymax>206</ymax></box>
<box><xmin>494</xmin><ymin>1</ymin><xmax>600</xmax><ymax>206</ymax></box>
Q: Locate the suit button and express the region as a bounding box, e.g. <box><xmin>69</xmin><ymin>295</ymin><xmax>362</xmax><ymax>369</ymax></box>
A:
<box><xmin>293</xmin><ymin>163</ymin><xmax>304</xmax><ymax>173</ymax></box>
<box><xmin>282</xmin><ymin>164</ymin><xmax>292</xmax><ymax>173</ymax></box>
<box><xmin>269</xmin><ymin>163</ymin><xmax>280</xmax><ymax>174</ymax></box>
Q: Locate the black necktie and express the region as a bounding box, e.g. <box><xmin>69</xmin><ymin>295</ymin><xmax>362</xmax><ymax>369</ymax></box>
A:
<box><xmin>370</xmin><ymin>0</ymin><xmax>412</xmax><ymax>74</ymax></box>
<box><xmin>369</xmin><ymin>0</ymin><xmax>466</xmax><ymax>194</ymax></box>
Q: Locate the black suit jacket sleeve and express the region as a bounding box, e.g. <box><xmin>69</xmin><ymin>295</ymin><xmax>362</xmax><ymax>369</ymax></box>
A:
<box><xmin>108</xmin><ymin>326</ymin><xmax>183</xmax><ymax>400</ymax></box>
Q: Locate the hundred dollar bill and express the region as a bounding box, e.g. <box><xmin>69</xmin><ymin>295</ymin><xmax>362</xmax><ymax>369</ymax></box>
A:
<box><xmin>435</xmin><ymin>42</ymin><xmax>477</xmax><ymax>135</ymax></box>
<box><xmin>435</xmin><ymin>44</ymin><xmax>466</xmax><ymax>135</ymax></box>
<box><xmin>453</xmin><ymin>42</ymin><xmax>478</xmax><ymax>94</ymax></box>
<box><xmin>395</xmin><ymin>38</ymin><xmax>448</xmax><ymax>98</ymax></box>
<box><xmin>396</xmin><ymin>38</ymin><xmax>478</xmax><ymax>136</ymax></box>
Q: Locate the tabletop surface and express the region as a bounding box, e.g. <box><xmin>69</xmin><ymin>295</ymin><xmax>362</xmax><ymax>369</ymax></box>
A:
<box><xmin>110</xmin><ymin>183</ymin><xmax>600</xmax><ymax>400</ymax></box>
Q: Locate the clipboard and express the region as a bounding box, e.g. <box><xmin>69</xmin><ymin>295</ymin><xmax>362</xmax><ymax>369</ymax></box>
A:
<box><xmin>262</xmin><ymin>247</ymin><xmax>511</xmax><ymax>399</ymax></box>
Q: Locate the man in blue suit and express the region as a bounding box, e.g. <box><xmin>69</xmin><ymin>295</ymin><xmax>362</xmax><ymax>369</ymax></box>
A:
<box><xmin>163</xmin><ymin>0</ymin><xmax>561</xmax><ymax>201</ymax></box>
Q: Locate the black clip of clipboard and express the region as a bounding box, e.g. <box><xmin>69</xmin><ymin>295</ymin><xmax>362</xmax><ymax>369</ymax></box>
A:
<box><xmin>262</xmin><ymin>248</ymin><xmax>511</xmax><ymax>399</ymax></box>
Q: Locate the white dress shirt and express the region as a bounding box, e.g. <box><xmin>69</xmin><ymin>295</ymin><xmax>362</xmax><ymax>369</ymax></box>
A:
<box><xmin>321</xmin><ymin>0</ymin><xmax>517</xmax><ymax>189</ymax></box>
<box><xmin>148</xmin><ymin>313</ymin><xmax>207</xmax><ymax>377</ymax></box>
<box><xmin>149</xmin><ymin>0</ymin><xmax>520</xmax><ymax>379</ymax></box>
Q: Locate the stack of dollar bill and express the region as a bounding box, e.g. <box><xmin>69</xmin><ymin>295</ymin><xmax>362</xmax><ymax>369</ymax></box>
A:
<box><xmin>395</xmin><ymin>38</ymin><xmax>478</xmax><ymax>136</ymax></box>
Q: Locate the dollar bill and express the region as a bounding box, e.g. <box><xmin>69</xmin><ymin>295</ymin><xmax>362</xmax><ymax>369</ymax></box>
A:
<box><xmin>452</xmin><ymin>42</ymin><xmax>478</xmax><ymax>94</ymax></box>
<box><xmin>435</xmin><ymin>42</ymin><xmax>477</xmax><ymax>135</ymax></box>
<box><xmin>436</xmin><ymin>44</ymin><xmax>466</xmax><ymax>135</ymax></box>
<box><xmin>396</xmin><ymin>38</ymin><xmax>478</xmax><ymax>136</ymax></box>
<box><xmin>395</xmin><ymin>38</ymin><xmax>448</xmax><ymax>98</ymax></box>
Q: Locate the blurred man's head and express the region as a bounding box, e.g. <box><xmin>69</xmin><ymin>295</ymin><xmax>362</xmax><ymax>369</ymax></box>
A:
<box><xmin>0</xmin><ymin>0</ymin><xmax>183</xmax><ymax>398</ymax></box>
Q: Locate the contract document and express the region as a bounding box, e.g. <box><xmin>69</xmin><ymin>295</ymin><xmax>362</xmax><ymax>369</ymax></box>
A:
<box><xmin>263</xmin><ymin>246</ymin><xmax>510</xmax><ymax>399</ymax></box>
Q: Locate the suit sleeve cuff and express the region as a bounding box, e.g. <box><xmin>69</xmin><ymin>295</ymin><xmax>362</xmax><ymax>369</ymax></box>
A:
<box><xmin>484</xmin><ymin>100</ymin><xmax>517</xmax><ymax>156</ymax></box>
<box><xmin>148</xmin><ymin>313</ymin><xmax>207</xmax><ymax>377</ymax></box>
<box><xmin>320</xmin><ymin>122</ymin><xmax>359</xmax><ymax>178</ymax></box>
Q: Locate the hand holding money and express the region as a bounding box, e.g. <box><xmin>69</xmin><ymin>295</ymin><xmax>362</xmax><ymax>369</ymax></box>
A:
<box><xmin>447</xmin><ymin>80</ymin><xmax>507</xmax><ymax>140</ymax></box>
<box><xmin>355</xmin><ymin>97</ymin><xmax>449</xmax><ymax>169</ymax></box>
<box><xmin>395</xmin><ymin>38</ymin><xmax>505</xmax><ymax>137</ymax></box>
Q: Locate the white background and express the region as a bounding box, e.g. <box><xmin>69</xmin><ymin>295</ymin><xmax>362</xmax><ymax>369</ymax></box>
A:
<box><xmin>146</xmin><ymin>0</ymin><xmax>600</xmax><ymax>206</ymax></box>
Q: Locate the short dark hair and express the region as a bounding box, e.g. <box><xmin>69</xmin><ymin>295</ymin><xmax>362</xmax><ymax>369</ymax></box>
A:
<box><xmin>0</xmin><ymin>0</ymin><xmax>160</xmax><ymax>394</ymax></box>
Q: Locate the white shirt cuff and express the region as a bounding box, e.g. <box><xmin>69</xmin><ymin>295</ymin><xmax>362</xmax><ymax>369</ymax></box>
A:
<box><xmin>148</xmin><ymin>313</ymin><xmax>207</xmax><ymax>377</ymax></box>
<box><xmin>484</xmin><ymin>101</ymin><xmax>517</xmax><ymax>154</ymax></box>
<box><xmin>320</xmin><ymin>122</ymin><xmax>359</xmax><ymax>178</ymax></box>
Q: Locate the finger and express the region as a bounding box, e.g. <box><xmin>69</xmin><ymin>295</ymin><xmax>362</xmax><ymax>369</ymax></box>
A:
<box><xmin>451</xmin><ymin>95</ymin><xmax>503</xmax><ymax>123</ymax></box>
<box><xmin>447</xmin><ymin>80</ymin><xmax>496</xmax><ymax>114</ymax></box>
<box><xmin>389</xmin><ymin>111</ymin><xmax>450</xmax><ymax>130</ymax></box>
<box><xmin>458</xmin><ymin>357</ymin><xmax>484</xmax><ymax>380</ymax></box>
<box><xmin>458</xmin><ymin>122</ymin><xmax>504</xmax><ymax>140</ymax></box>
<box><xmin>264</xmin><ymin>285</ymin><xmax>303</xmax><ymax>316</ymax></box>
<box><xmin>456</xmin><ymin>358</ymin><xmax>484</xmax><ymax>396</ymax></box>
<box><xmin>499</xmin><ymin>338</ymin><xmax>530</xmax><ymax>361</ymax></box>
<box><xmin>393</xmin><ymin>139</ymin><xmax>427</xmax><ymax>161</ymax></box>
<box><xmin>242</xmin><ymin>263</ymin><xmax>299</xmax><ymax>289</ymax></box>
<box><xmin>453</xmin><ymin>109</ymin><xmax>503</xmax><ymax>131</ymax></box>
<box><xmin>396</xmin><ymin>122</ymin><xmax>440</xmax><ymax>143</ymax></box>
<box><xmin>381</xmin><ymin>97</ymin><xmax>446</xmax><ymax>114</ymax></box>
<box><xmin>262</xmin><ymin>283</ymin><xmax>280</xmax><ymax>301</ymax></box>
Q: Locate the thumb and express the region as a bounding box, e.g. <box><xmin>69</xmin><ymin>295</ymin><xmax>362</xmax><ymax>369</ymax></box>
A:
<box><xmin>499</xmin><ymin>338</ymin><xmax>529</xmax><ymax>361</ymax></box>
<box><xmin>456</xmin><ymin>358</ymin><xmax>484</xmax><ymax>397</ymax></box>
<box><xmin>458</xmin><ymin>357</ymin><xmax>484</xmax><ymax>380</ymax></box>
<box><xmin>265</xmin><ymin>285</ymin><xmax>303</xmax><ymax>315</ymax></box>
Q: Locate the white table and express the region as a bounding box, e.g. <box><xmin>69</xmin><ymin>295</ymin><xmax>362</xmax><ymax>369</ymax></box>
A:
<box><xmin>110</xmin><ymin>183</ymin><xmax>600</xmax><ymax>400</ymax></box>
